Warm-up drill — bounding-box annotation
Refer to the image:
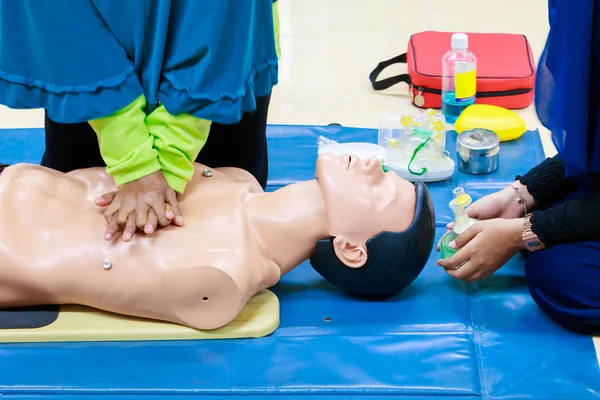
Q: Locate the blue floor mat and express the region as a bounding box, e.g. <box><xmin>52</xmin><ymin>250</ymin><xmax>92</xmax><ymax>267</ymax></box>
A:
<box><xmin>0</xmin><ymin>125</ymin><xmax>599</xmax><ymax>399</ymax></box>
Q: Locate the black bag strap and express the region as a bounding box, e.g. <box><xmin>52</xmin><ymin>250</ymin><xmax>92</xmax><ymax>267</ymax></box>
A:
<box><xmin>369</xmin><ymin>53</ymin><xmax>411</xmax><ymax>91</ymax></box>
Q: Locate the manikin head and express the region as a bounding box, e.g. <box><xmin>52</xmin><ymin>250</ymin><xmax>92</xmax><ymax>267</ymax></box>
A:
<box><xmin>310</xmin><ymin>153</ymin><xmax>435</xmax><ymax>297</ymax></box>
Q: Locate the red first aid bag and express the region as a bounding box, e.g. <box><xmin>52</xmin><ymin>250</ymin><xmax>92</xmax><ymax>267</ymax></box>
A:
<box><xmin>369</xmin><ymin>31</ymin><xmax>536</xmax><ymax>109</ymax></box>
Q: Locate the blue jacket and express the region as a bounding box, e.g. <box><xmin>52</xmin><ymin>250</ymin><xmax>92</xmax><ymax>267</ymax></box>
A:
<box><xmin>0</xmin><ymin>0</ymin><xmax>278</xmax><ymax>125</ymax></box>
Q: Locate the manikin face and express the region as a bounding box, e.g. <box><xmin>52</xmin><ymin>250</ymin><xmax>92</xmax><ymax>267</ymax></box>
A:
<box><xmin>315</xmin><ymin>153</ymin><xmax>417</xmax><ymax>268</ymax></box>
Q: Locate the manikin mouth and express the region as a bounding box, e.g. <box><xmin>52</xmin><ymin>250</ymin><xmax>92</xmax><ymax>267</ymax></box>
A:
<box><xmin>346</xmin><ymin>155</ymin><xmax>353</xmax><ymax>171</ymax></box>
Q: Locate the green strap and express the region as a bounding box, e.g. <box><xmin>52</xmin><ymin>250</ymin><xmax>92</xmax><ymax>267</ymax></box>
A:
<box><xmin>407</xmin><ymin>137</ymin><xmax>431</xmax><ymax>176</ymax></box>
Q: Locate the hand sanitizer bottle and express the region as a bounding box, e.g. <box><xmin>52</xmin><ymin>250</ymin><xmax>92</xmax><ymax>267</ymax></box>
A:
<box><xmin>441</xmin><ymin>33</ymin><xmax>477</xmax><ymax>124</ymax></box>
<box><xmin>440</xmin><ymin>188</ymin><xmax>477</xmax><ymax>259</ymax></box>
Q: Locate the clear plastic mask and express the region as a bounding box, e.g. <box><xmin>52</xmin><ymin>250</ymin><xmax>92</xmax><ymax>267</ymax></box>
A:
<box><xmin>386</xmin><ymin>128</ymin><xmax>453</xmax><ymax>173</ymax></box>
<box><xmin>379</xmin><ymin>109</ymin><xmax>447</xmax><ymax>152</ymax></box>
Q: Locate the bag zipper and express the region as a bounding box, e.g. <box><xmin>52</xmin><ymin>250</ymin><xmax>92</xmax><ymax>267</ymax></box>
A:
<box><xmin>412</xmin><ymin>85</ymin><xmax>532</xmax><ymax>98</ymax></box>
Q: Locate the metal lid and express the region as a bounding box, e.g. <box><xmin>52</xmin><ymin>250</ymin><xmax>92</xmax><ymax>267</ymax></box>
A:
<box><xmin>457</xmin><ymin>128</ymin><xmax>499</xmax><ymax>152</ymax></box>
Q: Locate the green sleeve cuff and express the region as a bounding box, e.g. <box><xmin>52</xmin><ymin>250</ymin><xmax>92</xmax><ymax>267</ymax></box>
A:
<box><xmin>161</xmin><ymin>169</ymin><xmax>189</xmax><ymax>195</ymax></box>
<box><xmin>146</xmin><ymin>106</ymin><xmax>211</xmax><ymax>193</ymax></box>
<box><xmin>273</xmin><ymin>1</ymin><xmax>281</xmax><ymax>59</ymax></box>
<box><xmin>89</xmin><ymin>94</ymin><xmax>161</xmax><ymax>186</ymax></box>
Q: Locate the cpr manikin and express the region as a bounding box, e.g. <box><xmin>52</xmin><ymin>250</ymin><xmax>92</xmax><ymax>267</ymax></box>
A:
<box><xmin>0</xmin><ymin>155</ymin><xmax>435</xmax><ymax>330</ymax></box>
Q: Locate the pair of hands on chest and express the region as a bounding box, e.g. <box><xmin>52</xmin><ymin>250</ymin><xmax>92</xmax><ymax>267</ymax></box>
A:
<box><xmin>95</xmin><ymin>171</ymin><xmax>185</xmax><ymax>242</ymax></box>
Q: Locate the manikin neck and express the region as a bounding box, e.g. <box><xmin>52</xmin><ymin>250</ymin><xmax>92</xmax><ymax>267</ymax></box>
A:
<box><xmin>245</xmin><ymin>180</ymin><xmax>330</xmax><ymax>276</ymax></box>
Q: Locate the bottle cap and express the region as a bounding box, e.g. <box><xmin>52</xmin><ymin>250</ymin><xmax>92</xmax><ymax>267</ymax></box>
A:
<box><xmin>451</xmin><ymin>33</ymin><xmax>468</xmax><ymax>50</ymax></box>
<box><xmin>452</xmin><ymin>186</ymin><xmax>472</xmax><ymax>207</ymax></box>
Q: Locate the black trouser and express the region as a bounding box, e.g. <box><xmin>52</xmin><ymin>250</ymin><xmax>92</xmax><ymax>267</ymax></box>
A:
<box><xmin>41</xmin><ymin>94</ymin><xmax>271</xmax><ymax>189</ymax></box>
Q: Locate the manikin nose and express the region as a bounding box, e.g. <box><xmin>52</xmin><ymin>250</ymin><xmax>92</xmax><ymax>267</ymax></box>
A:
<box><xmin>362</xmin><ymin>157</ymin><xmax>381</xmax><ymax>175</ymax></box>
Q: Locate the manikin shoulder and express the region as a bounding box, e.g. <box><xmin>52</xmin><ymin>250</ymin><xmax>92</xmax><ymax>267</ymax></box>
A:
<box><xmin>0</xmin><ymin>163</ymin><xmax>91</xmax><ymax>187</ymax></box>
<box><xmin>2</xmin><ymin>163</ymin><xmax>110</xmax><ymax>184</ymax></box>
<box><xmin>1</xmin><ymin>163</ymin><xmax>53</xmax><ymax>177</ymax></box>
<box><xmin>0</xmin><ymin>164</ymin><xmax>116</xmax><ymax>202</ymax></box>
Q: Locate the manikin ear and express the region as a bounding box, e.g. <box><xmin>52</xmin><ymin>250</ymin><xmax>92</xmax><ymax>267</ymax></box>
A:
<box><xmin>332</xmin><ymin>236</ymin><xmax>368</xmax><ymax>268</ymax></box>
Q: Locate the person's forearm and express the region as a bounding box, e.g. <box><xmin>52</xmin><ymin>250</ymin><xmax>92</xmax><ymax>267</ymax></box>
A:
<box><xmin>531</xmin><ymin>191</ymin><xmax>600</xmax><ymax>247</ymax></box>
<box><xmin>89</xmin><ymin>95</ymin><xmax>161</xmax><ymax>186</ymax></box>
<box><xmin>516</xmin><ymin>154</ymin><xmax>580</xmax><ymax>210</ymax></box>
<box><xmin>146</xmin><ymin>106</ymin><xmax>211</xmax><ymax>193</ymax></box>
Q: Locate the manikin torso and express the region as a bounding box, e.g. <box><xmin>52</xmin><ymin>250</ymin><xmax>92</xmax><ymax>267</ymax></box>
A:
<box><xmin>0</xmin><ymin>155</ymin><xmax>417</xmax><ymax>330</ymax></box>
<box><xmin>0</xmin><ymin>164</ymin><xmax>282</xmax><ymax>330</ymax></box>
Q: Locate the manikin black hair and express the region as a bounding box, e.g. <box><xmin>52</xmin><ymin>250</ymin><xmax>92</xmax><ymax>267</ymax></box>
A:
<box><xmin>309</xmin><ymin>181</ymin><xmax>435</xmax><ymax>297</ymax></box>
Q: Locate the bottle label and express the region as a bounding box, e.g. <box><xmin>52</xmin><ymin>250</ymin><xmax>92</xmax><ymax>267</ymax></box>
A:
<box><xmin>455</xmin><ymin>64</ymin><xmax>476</xmax><ymax>103</ymax></box>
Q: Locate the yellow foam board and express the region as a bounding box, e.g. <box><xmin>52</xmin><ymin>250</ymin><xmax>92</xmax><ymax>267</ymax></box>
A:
<box><xmin>0</xmin><ymin>290</ymin><xmax>279</xmax><ymax>343</ymax></box>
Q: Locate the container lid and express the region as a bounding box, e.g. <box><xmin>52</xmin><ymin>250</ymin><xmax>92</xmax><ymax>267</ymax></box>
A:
<box><xmin>457</xmin><ymin>128</ymin><xmax>499</xmax><ymax>151</ymax></box>
<box><xmin>451</xmin><ymin>33</ymin><xmax>468</xmax><ymax>50</ymax></box>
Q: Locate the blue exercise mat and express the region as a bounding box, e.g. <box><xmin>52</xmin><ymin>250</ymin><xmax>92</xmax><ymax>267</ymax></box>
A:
<box><xmin>0</xmin><ymin>125</ymin><xmax>599</xmax><ymax>399</ymax></box>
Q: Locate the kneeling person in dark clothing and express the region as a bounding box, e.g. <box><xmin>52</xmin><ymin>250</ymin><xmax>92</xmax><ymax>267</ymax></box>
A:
<box><xmin>437</xmin><ymin>0</ymin><xmax>600</xmax><ymax>335</ymax></box>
